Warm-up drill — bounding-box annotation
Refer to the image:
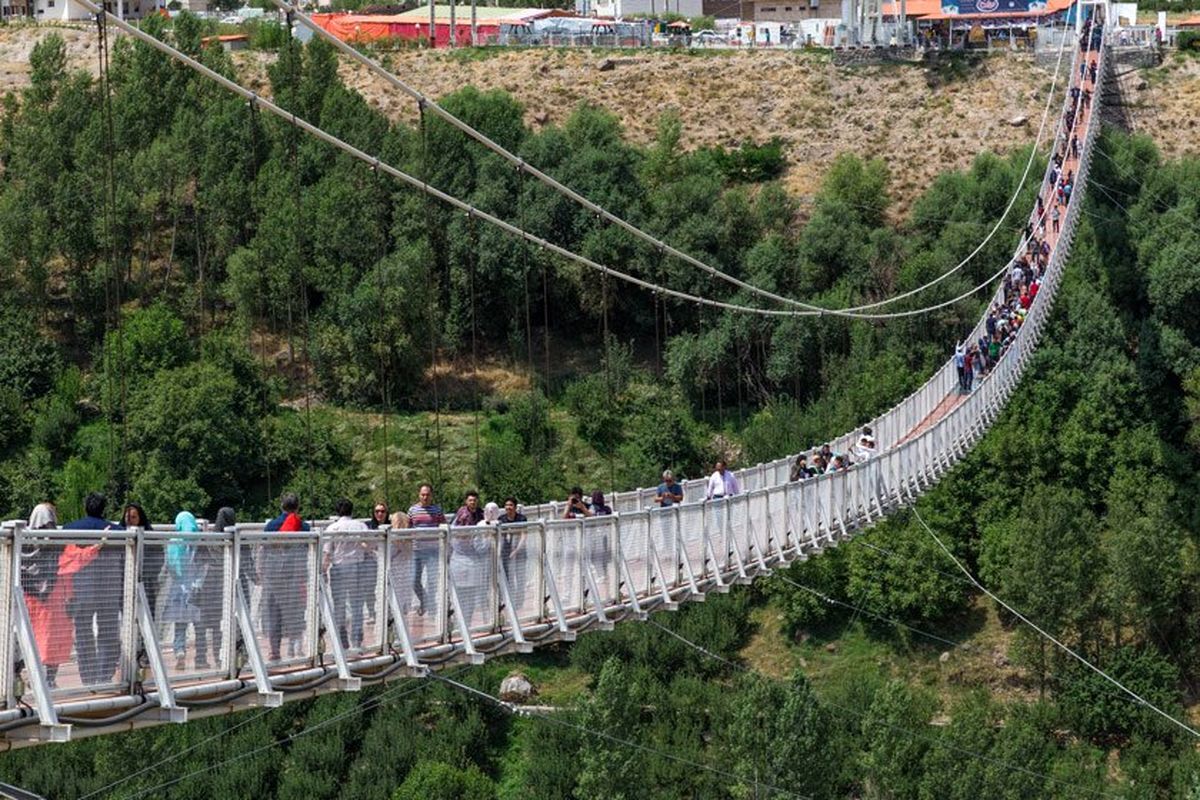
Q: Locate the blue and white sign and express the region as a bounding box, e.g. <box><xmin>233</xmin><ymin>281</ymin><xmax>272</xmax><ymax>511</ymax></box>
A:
<box><xmin>940</xmin><ymin>0</ymin><xmax>1046</xmax><ymax>13</ymax></box>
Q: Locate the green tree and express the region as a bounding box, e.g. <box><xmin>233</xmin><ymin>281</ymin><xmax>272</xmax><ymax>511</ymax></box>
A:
<box><xmin>726</xmin><ymin>670</ymin><xmax>842</xmax><ymax>800</ymax></box>
<box><xmin>859</xmin><ymin>680</ymin><xmax>934</xmax><ymax>800</ymax></box>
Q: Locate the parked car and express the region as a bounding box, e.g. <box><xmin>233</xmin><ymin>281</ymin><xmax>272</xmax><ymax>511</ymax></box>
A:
<box><xmin>220</xmin><ymin>14</ymin><xmax>242</xmax><ymax>24</ymax></box>
<box><xmin>694</xmin><ymin>29</ymin><xmax>727</xmax><ymax>45</ymax></box>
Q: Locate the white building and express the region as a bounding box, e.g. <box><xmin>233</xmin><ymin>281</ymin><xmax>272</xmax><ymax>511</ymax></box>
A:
<box><xmin>24</xmin><ymin>0</ymin><xmax>164</xmax><ymax>20</ymax></box>
<box><xmin>583</xmin><ymin>0</ymin><xmax>705</xmax><ymax>17</ymax></box>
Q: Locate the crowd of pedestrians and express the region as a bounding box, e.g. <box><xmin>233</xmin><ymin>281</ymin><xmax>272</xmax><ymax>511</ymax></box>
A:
<box><xmin>954</xmin><ymin>25</ymin><xmax>1097</xmax><ymax>397</ymax></box>
<box><xmin>15</xmin><ymin>453</ymin><xmax>763</xmax><ymax>684</ymax></box>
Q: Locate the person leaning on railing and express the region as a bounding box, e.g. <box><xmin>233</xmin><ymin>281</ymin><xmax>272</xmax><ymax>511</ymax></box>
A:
<box><xmin>21</xmin><ymin>502</ymin><xmax>72</xmax><ymax>689</ymax></box>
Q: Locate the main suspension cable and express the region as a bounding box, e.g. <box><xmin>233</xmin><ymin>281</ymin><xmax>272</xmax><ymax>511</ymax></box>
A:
<box><xmin>272</xmin><ymin>0</ymin><xmax>1068</xmax><ymax>317</ymax></box>
<box><xmin>78</xmin><ymin>3</ymin><xmax>1051</xmax><ymax>324</ymax></box>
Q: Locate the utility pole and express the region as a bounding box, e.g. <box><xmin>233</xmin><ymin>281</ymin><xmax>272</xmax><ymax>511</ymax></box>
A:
<box><xmin>471</xmin><ymin>0</ymin><xmax>477</xmax><ymax>46</ymax></box>
<box><xmin>429</xmin><ymin>0</ymin><xmax>436</xmax><ymax>48</ymax></box>
<box><xmin>450</xmin><ymin>0</ymin><xmax>456</xmax><ymax>47</ymax></box>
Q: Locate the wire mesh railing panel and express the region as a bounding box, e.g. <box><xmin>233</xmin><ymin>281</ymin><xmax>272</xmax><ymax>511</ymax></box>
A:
<box><xmin>322</xmin><ymin>533</ymin><xmax>385</xmax><ymax>657</ymax></box>
<box><xmin>726</xmin><ymin>494</ymin><xmax>751</xmax><ymax>569</ymax></box>
<box><xmin>543</xmin><ymin>520</ymin><xmax>583</xmax><ymax>615</ymax></box>
<box><xmin>648</xmin><ymin>506</ymin><xmax>679</xmax><ymax>590</ymax></box>
<box><xmin>498</xmin><ymin>523</ymin><xmax>542</xmax><ymax>626</ymax></box>
<box><xmin>389</xmin><ymin>532</ymin><xmax>446</xmax><ymax>647</ymax></box>
<box><xmin>707</xmin><ymin>500</ymin><xmax>733</xmax><ymax>574</ymax></box>
<box><xmin>18</xmin><ymin>532</ymin><xmax>130</xmax><ymax>699</ymax></box>
<box><xmin>748</xmin><ymin>491</ymin><xmax>771</xmax><ymax>563</ymax></box>
<box><xmin>617</xmin><ymin>510</ymin><xmax>650</xmax><ymax>599</ymax></box>
<box><xmin>677</xmin><ymin>503</ymin><xmax>706</xmax><ymax>581</ymax></box>
<box><xmin>144</xmin><ymin>533</ymin><xmax>230</xmax><ymax>682</ymax></box>
<box><xmin>583</xmin><ymin>516</ymin><xmax>619</xmax><ymax>607</ymax></box>
<box><xmin>784</xmin><ymin>482</ymin><xmax>808</xmax><ymax>547</ymax></box>
<box><xmin>449</xmin><ymin>528</ymin><xmax>497</xmax><ymax>636</ymax></box>
<box><xmin>239</xmin><ymin>534</ymin><xmax>317</xmax><ymax>669</ymax></box>
<box><xmin>613</xmin><ymin>492</ymin><xmax>642</xmax><ymax>514</ymax></box>
<box><xmin>766</xmin><ymin>486</ymin><xmax>789</xmax><ymax>554</ymax></box>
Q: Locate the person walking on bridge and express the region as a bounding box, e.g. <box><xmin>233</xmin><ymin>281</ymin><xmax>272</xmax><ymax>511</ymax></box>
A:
<box><xmin>162</xmin><ymin>511</ymin><xmax>209</xmax><ymax>671</ymax></box>
<box><xmin>656</xmin><ymin>470</ymin><xmax>684</xmax><ymax>506</ymax></box>
<box><xmin>260</xmin><ymin>493</ymin><xmax>309</xmax><ymax>662</ymax></box>
<box><xmin>63</xmin><ymin>492</ymin><xmax>125</xmax><ymax>687</ymax></box>
<box><xmin>705</xmin><ymin>460</ymin><xmax>740</xmax><ymax>500</ymax></box>
<box><xmin>323</xmin><ymin>498</ymin><xmax>370</xmax><ymax>651</ymax></box>
<box><xmin>407</xmin><ymin>484</ymin><xmax>446</xmax><ymax>617</ymax></box>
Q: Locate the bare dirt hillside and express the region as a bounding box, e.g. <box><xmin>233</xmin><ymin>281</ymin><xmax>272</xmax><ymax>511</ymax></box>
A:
<box><xmin>2</xmin><ymin>23</ymin><xmax>1198</xmax><ymax>209</ymax></box>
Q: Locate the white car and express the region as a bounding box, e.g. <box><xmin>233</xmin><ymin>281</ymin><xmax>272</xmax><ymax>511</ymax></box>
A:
<box><xmin>694</xmin><ymin>29</ymin><xmax>727</xmax><ymax>45</ymax></box>
<box><xmin>220</xmin><ymin>14</ymin><xmax>242</xmax><ymax>24</ymax></box>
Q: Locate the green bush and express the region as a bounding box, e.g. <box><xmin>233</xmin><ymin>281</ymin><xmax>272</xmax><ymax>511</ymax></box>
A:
<box><xmin>476</xmin><ymin>429</ymin><xmax>560</xmax><ymax>505</ymax></box>
<box><xmin>392</xmin><ymin>761</ymin><xmax>496</xmax><ymax>800</ymax></box>
<box><xmin>104</xmin><ymin>303</ymin><xmax>194</xmax><ymax>378</ymax></box>
<box><xmin>698</xmin><ymin>138</ymin><xmax>786</xmax><ymax>184</ymax></box>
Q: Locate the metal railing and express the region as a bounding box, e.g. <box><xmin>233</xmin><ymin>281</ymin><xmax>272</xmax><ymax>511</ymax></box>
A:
<box><xmin>0</xmin><ymin>28</ymin><xmax>1105</xmax><ymax>751</ymax></box>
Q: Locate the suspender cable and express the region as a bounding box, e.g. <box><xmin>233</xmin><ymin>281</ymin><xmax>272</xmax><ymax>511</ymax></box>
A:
<box><xmin>652</xmin><ymin>289</ymin><xmax>662</xmax><ymax>380</ymax></box>
<box><xmin>271</xmin><ymin>0</ymin><xmax>1069</xmax><ymax>317</ymax></box>
<box><xmin>541</xmin><ymin>253</ymin><xmax>551</xmax><ymax>396</ymax></box>
<box><xmin>602</xmin><ymin>253</ymin><xmax>615</xmax><ymax>493</ymax></box>
<box><xmin>96</xmin><ymin>9</ymin><xmax>128</xmax><ymax>497</ymax></box>
<box><xmin>248</xmin><ymin>98</ymin><xmax>274</xmax><ymax>505</ymax></box>
<box><xmin>283</xmin><ymin>31</ymin><xmax>314</xmax><ymax>510</ymax></box>
<box><xmin>469</xmin><ymin>212</ymin><xmax>481</xmax><ymax>479</ymax></box>
<box><xmin>372</xmin><ymin>162</ymin><xmax>392</xmax><ymax>505</ymax></box>
<box><xmin>419</xmin><ymin>102</ymin><xmax>444</xmax><ymax>489</ymax></box>
<box><xmin>518</xmin><ymin>167</ymin><xmax>536</xmax><ymax>387</ymax></box>
<box><xmin>79</xmin><ymin>2</ymin><xmax>1047</xmax><ymax>324</ymax></box>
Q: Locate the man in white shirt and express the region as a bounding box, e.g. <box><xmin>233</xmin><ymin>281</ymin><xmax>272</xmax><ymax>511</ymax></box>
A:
<box><xmin>853</xmin><ymin>426</ymin><xmax>876</xmax><ymax>461</ymax></box>
<box><xmin>323</xmin><ymin>498</ymin><xmax>370</xmax><ymax>650</ymax></box>
<box><xmin>705</xmin><ymin>460</ymin><xmax>741</xmax><ymax>500</ymax></box>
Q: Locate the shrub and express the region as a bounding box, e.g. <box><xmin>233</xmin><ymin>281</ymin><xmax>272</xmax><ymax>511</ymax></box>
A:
<box><xmin>1177</xmin><ymin>30</ymin><xmax>1200</xmax><ymax>51</ymax></box>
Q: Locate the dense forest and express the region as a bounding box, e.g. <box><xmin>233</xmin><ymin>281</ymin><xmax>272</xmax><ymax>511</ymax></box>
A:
<box><xmin>2</xmin><ymin>17</ymin><xmax>1200</xmax><ymax>799</ymax></box>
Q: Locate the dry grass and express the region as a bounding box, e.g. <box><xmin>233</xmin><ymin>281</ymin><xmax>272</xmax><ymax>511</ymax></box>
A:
<box><xmin>740</xmin><ymin>592</ymin><xmax>1040</xmax><ymax>710</ymax></box>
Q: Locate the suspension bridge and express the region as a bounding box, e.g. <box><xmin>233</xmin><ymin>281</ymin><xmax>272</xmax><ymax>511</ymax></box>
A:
<box><xmin>0</xmin><ymin>0</ymin><xmax>1110</xmax><ymax>751</ymax></box>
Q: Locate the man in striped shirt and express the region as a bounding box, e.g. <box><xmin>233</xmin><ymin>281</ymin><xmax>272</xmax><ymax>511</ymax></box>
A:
<box><xmin>407</xmin><ymin>484</ymin><xmax>446</xmax><ymax>615</ymax></box>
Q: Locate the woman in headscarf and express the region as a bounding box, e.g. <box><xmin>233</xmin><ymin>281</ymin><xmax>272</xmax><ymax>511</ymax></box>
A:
<box><xmin>195</xmin><ymin>507</ymin><xmax>236</xmax><ymax>670</ymax></box>
<box><xmin>478</xmin><ymin>502</ymin><xmax>501</xmax><ymax>526</ymax></box>
<box><xmin>161</xmin><ymin>511</ymin><xmax>209</xmax><ymax>671</ymax></box>
<box><xmin>123</xmin><ymin>503</ymin><xmax>159</xmax><ymax>616</ymax></box>
<box><xmin>22</xmin><ymin>503</ymin><xmax>74</xmax><ymax>688</ymax></box>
